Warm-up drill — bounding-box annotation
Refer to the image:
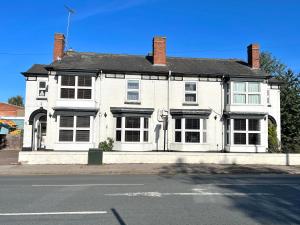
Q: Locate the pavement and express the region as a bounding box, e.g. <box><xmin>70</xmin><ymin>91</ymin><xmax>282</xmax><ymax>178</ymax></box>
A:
<box><xmin>0</xmin><ymin>150</ymin><xmax>18</xmax><ymax>165</ymax></box>
<box><xmin>0</xmin><ymin>174</ymin><xmax>300</xmax><ymax>225</ymax></box>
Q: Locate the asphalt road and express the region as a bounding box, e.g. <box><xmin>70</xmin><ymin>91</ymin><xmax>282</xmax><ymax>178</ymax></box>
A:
<box><xmin>0</xmin><ymin>174</ymin><xmax>300</xmax><ymax>225</ymax></box>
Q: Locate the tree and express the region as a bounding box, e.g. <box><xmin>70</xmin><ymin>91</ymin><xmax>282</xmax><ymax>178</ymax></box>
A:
<box><xmin>7</xmin><ymin>95</ymin><xmax>24</xmax><ymax>107</ymax></box>
<box><xmin>261</xmin><ymin>52</ymin><xmax>300</xmax><ymax>153</ymax></box>
<box><xmin>268</xmin><ymin>119</ymin><xmax>280</xmax><ymax>153</ymax></box>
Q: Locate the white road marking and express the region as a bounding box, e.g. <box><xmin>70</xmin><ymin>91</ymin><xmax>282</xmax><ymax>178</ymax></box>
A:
<box><xmin>105</xmin><ymin>191</ymin><xmax>273</xmax><ymax>198</ymax></box>
<box><xmin>0</xmin><ymin>211</ymin><xmax>107</xmax><ymax>216</ymax></box>
<box><xmin>198</xmin><ymin>183</ymin><xmax>299</xmax><ymax>186</ymax></box>
<box><xmin>32</xmin><ymin>183</ymin><xmax>144</xmax><ymax>187</ymax></box>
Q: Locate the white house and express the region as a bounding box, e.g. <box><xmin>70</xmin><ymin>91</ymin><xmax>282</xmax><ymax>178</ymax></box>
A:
<box><xmin>21</xmin><ymin>33</ymin><xmax>281</xmax><ymax>153</ymax></box>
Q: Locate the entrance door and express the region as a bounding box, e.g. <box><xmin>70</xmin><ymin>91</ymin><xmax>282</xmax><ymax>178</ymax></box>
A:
<box><xmin>36</xmin><ymin>115</ymin><xmax>47</xmax><ymax>150</ymax></box>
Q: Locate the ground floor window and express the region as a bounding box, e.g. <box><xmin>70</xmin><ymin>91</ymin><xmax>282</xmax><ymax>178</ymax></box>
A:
<box><xmin>59</xmin><ymin>115</ymin><xmax>91</xmax><ymax>142</ymax></box>
<box><xmin>115</xmin><ymin>116</ymin><xmax>149</xmax><ymax>143</ymax></box>
<box><xmin>174</xmin><ymin>118</ymin><xmax>207</xmax><ymax>143</ymax></box>
<box><xmin>231</xmin><ymin>118</ymin><xmax>261</xmax><ymax>145</ymax></box>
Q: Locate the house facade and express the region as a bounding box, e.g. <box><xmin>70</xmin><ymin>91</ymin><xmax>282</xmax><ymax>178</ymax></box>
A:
<box><xmin>21</xmin><ymin>33</ymin><xmax>281</xmax><ymax>152</ymax></box>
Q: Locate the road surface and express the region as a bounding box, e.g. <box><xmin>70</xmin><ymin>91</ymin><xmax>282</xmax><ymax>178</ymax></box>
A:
<box><xmin>0</xmin><ymin>174</ymin><xmax>300</xmax><ymax>225</ymax></box>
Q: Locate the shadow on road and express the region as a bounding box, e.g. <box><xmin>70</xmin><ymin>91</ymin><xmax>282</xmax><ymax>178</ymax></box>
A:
<box><xmin>158</xmin><ymin>158</ymin><xmax>300</xmax><ymax>224</ymax></box>
<box><xmin>111</xmin><ymin>208</ymin><xmax>127</xmax><ymax>225</ymax></box>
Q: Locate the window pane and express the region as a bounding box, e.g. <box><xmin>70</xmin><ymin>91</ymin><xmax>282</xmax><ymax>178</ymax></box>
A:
<box><xmin>203</xmin><ymin>132</ymin><xmax>207</xmax><ymax>143</ymax></box>
<box><xmin>144</xmin><ymin>118</ymin><xmax>148</xmax><ymax>129</ymax></box>
<box><xmin>39</xmin><ymin>82</ymin><xmax>46</xmax><ymax>88</ymax></box>
<box><xmin>248</xmin><ymin>94</ymin><xmax>260</xmax><ymax>104</ymax></box>
<box><xmin>233</xmin><ymin>82</ymin><xmax>246</xmax><ymax>92</ymax></box>
<box><xmin>143</xmin><ymin>131</ymin><xmax>148</xmax><ymax>142</ymax></box>
<box><xmin>175</xmin><ymin>119</ymin><xmax>181</xmax><ymax>129</ymax></box>
<box><xmin>234</xmin><ymin>119</ymin><xmax>246</xmax><ymax>131</ymax></box>
<box><xmin>185</xmin><ymin>119</ymin><xmax>200</xmax><ymax>130</ymax></box>
<box><xmin>249</xmin><ymin>133</ymin><xmax>260</xmax><ymax>145</ymax></box>
<box><xmin>60</xmin><ymin>116</ymin><xmax>74</xmax><ymax>127</ymax></box>
<box><xmin>233</xmin><ymin>94</ymin><xmax>246</xmax><ymax>104</ymax></box>
<box><xmin>59</xmin><ymin>130</ymin><xmax>73</xmax><ymax>142</ymax></box>
<box><xmin>125</xmin><ymin>117</ymin><xmax>140</xmax><ymax>128</ymax></box>
<box><xmin>127</xmin><ymin>80</ymin><xmax>139</xmax><ymax>89</ymax></box>
<box><xmin>248</xmin><ymin>82</ymin><xmax>260</xmax><ymax>92</ymax></box>
<box><xmin>116</xmin><ymin>130</ymin><xmax>121</xmax><ymax>141</ymax></box>
<box><xmin>61</xmin><ymin>76</ymin><xmax>75</xmax><ymax>86</ymax></box>
<box><xmin>77</xmin><ymin>89</ymin><xmax>92</xmax><ymax>99</ymax></box>
<box><xmin>76</xmin><ymin>116</ymin><xmax>90</xmax><ymax>128</ymax></box>
<box><xmin>76</xmin><ymin>130</ymin><xmax>90</xmax><ymax>142</ymax></box>
<box><xmin>234</xmin><ymin>133</ymin><xmax>246</xmax><ymax>144</ymax></box>
<box><xmin>78</xmin><ymin>76</ymin><xmax>92</xmax><ymax>87</ymax></box>
<box><xmin>185</xmin><ymin>132</ymin><xmax>200</xmax><ymax>143</ymax></box>
<box><xmin>249</xmin><ymin>119</ymin><xmax>260</xmax><ymax>131</ymax></box>
<box><xmin>116</xmin><ymin>117</ymin><xmax>122</xmax><ymax>128</ymax></box>
<box><xmin>61</xmin><ymin>88</ymin><xmax>75</xmax><ymax>98</ymax></box>
<box><xmin>203</xmin><ymin>119</ymin><xmax>207</xmax><ymax>130</ymax></box>
<box><xmin>226</xmin><ymin>119</ymin><xmax>230</xmax><ymax>131</ymax></box>
<box><xmin>185</xmin><ymin>94</ymin><xmax>196</xmax><ymax>102</ymax></box>
<box><xmin>125</xmin><ymin>131</ymin><xmax>140</xmax><ymax>142</ymax></box>
<box><xmin>185</xmin><ymin>82</ymin><xmax>196</xmax><ymax>91</ymax></box>
<box><xmin>127</xmin><ymin>91</ymin><xmax>139</xmax><ymax>101</ymax></box>
<box><xmin>175</xmin><ymin>131</ymin><xmax>181</xmax><ymax>142</ymax></box>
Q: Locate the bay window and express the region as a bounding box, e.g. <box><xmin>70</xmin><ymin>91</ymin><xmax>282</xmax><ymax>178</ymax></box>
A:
<box><xmin>233</xmin><ymin>82</ymin><xmax>261</xmax><ymax>104</ymax></box>
<box><xmin>59</xmin><ymin>115</ymin><xmax>91</xmax><ymax>142</ymax></box>
<box><xmin>60</xmin><ymin>75</ymin><xmax>92</xmax><ymax>99</ymax></box>
<box><xmin>174</xmin><ymin>118</ymin><xmax>207</xmax><ymax>143</ymax></box>
<box><xmin>233</xmin><ymin>118</ymin><xmax>260</xmax><ymax>145</ymax></box>
<box><xmin>115</xmin><ymin>117</ymin><xmax>149</xmax><ymax>142</ymax></box>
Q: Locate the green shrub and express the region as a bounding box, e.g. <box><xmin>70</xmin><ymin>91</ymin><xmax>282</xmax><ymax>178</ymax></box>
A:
<box><xmin>268</xmin><ymin>121</ymin><xmax>280</xmax><ymax>153</ymax></box>
<box><xmin>98</xmin><ymin>137</ymin><xmax>114</xmax><ymax>151</ymax></box>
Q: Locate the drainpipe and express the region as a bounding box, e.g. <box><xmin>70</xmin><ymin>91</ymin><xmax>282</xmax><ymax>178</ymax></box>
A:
<box><xmin>98</xmin><ymin>70</ymin><xmax>103</xmax><ymax>148</ymax></box>
<box><xmin>221</xmin><ymin>74</ymin><xmax>225</xmax><ymax>151</ymax></box>
<box><xmin>167</xmin><ymin>70</ymin><xmax>171</xmax><ymax>151</ymax></box>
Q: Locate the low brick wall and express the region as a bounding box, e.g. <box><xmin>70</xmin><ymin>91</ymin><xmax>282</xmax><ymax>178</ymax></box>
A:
<box><xmin>18</xmin><ymin>151</ymin><xmax>300</xmax><ymax>165</ymax></box>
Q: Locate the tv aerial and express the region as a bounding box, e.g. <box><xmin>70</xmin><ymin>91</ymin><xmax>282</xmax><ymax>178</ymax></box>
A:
<box><xmin>64</xmin><ymin>5</ymin><xmax>75</xmax><ymax>50</ymax></box>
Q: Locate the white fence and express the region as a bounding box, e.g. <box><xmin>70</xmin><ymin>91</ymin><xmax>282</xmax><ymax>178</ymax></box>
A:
<box><xmin>18</xmin><ymin>151</ymin><xmax>300</xmax><ymax>166</ymax></box>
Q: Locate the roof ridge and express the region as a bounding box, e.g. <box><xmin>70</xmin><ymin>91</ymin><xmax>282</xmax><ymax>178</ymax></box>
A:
<box><xmin>68</xmin><ymin>51</ymin><xmax>243</xmax><ymax>62</ymax></box>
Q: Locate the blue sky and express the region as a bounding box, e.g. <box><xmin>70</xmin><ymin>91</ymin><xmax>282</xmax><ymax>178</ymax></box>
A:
<box><xmin>1</xmin><ymin>0</ymin><xmax>300</xmax><ymax>102</ymax></box>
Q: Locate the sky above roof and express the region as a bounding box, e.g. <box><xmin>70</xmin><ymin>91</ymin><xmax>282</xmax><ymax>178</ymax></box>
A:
<box><xmin>1</xmin><ymin>0</ymin><xmax>299</xmax><ymax>102</ymax></box>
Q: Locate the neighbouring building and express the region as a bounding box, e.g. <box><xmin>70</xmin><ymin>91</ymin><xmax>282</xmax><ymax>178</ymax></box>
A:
<box><xmin>21</xmin><ymin>33</ymin><xmax>281</xmax><ymax>152</ymax></box>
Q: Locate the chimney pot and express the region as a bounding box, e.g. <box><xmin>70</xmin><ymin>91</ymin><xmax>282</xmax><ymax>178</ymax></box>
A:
<box><xmin>53</xmin><ymin>33</ymin><xmax>65</xmax><ymax>62</ymax></box>
<box><xmin>153</xmin><ymin>36</ymin><xmax>166</xmax><ymax>65</ymax></box>
<box><xmin>247</xmin><ymin>43</ymin><xmax>260</xmax><ymax>69</ymax></box>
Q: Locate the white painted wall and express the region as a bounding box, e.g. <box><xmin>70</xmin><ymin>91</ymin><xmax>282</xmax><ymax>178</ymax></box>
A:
<box><xmin>23</xmin><ymin>72</ymin><xmax>281</xmax><ymax>153</ymax></box>
<box><xmin>19</xmin><ymin>151</ymin><xmax>300</xmax><ymax>166</ymax></box>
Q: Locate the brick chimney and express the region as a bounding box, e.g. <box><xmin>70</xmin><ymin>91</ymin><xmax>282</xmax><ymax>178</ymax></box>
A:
<box><xmin>153</xmin><ymin>36</ymin><xmax>166</xmax><ymax>65</ymax></box>
<box><xmin>247</xmin><ymin>43</ymin><xmax>260</xmax><ymax>69</ymax></box>
<box><xmin>53</xmin><ymin>33</ymin><xmax>65</xmax><ymax>61</ymax></box>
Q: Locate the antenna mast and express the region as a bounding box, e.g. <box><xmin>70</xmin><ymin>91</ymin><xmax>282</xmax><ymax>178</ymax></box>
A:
<box><xmin>64</xmin><ymin>5</ymin><xmax>75</xmax><ymax>50</ymax></box>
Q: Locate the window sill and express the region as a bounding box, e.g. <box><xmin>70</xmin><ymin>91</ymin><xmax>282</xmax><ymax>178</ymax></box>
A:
<box><xmin>182</xmin><ymin>102</ymin><xmax>199</xmax><ymax>106</ymax></box>
<box><xmin>124</xmin><ymin>101</ymin><xmax>141</xmax><ymax>105</ymax></box>
<box><xmin>36</xmin><ymin>97</ymin><xmax>47</xmax><ymax>100</ymax></box>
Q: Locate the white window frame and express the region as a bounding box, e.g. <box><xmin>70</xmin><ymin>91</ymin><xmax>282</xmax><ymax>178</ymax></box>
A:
<box><xmin>232</xmin><ymin>82</ymin><xmax>261</xmax><ymax>105</ymax></box>
<box><xmin>115</xmin><ymin>116</ymin><xmax>149</xmax><ymax>143</ymax></box>
<box><xmin>59</xmin><ymin>76</ymin><xmax>94</xmax><ymax>100</ymax></box>
<box><xmin>58</xmin><ymin>115</ymin><xmax>92</xmax><ymax>143</ymax></box>
<box><xmin>232</xmin><ymin>118</ymin><xmax>261</xmax><ymax>146</ymax></box>
<box><xmin>37</xmin><ymin>81</ymin><xmax>47</xmax><ymax>98</ymax></box>
<box><xmin>174</xmin><ymin>118</ymin><xmax>206</xmax><ymax>144</ymax></box>
<box><xmin>184</xmin><ymin>81</ymin><xmax>197</xmax><ymax>103</ymax></box>
<box><xmin>126</xmin><ymin>80</ymin><xmax>140</xmax><ymax>102</ymax></box>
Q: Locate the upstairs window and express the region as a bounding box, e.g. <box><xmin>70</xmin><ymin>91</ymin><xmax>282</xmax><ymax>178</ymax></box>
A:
<box><xmin>127</xmin><ymin>80</ymin><xmax>140</xmax><ymax>101</ymax></box>
<box><xmin>60</xmin><ymin>76</ymin><xmax>92</xmax><ymax>99</ymax></box>
<box><xmin>185</xmin><ymin>82</ymin><xmax>197</xmax><ymax>102</ymax></box>
<box><xmin>233</xmin><ymin>82</ymin><xmax>261</xmax><ymax>104</ymax></box>
<box><xmin>38</xmin><ymin>81</ymin><xmax>47</xmax><ymax>98</ymax></box>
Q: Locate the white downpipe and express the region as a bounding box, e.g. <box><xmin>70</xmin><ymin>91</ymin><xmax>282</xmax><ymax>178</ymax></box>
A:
<box><xmin>167</xmin><ymin>70</ymin><xmax>172</xmax><ymax>151</ymax></box>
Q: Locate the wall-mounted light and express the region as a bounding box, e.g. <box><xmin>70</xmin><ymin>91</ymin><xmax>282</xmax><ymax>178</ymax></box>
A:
<box><xmin>214</xmin><ymin>115</ymin><xmax>217</xmax><ymax>120</ymax></box>
<box><xmin>104</xmin><ymin>112</ymin><xmax>107</xmax><ymax>118</ymax></box>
